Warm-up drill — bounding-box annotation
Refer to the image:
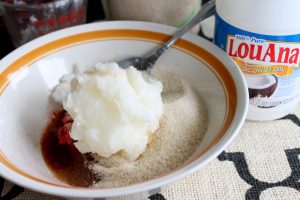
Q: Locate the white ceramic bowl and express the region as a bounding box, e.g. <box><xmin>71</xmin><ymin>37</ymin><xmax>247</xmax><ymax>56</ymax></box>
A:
<box><xmin>0</xmin><ymin>21</ymin><xmax>248</xmax><ymax>198</ymax></box>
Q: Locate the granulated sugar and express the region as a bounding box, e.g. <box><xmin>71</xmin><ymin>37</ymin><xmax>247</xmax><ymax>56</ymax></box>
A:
<box><xmin>90</xmin><ymin>69</ymin><xmax>208</xmax><ymax>187</ymax></box>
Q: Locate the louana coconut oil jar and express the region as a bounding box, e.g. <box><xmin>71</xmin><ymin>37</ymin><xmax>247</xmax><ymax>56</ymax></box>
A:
<box><xmin>214</xmin><ymin>0</ymin><xmax>300</xmax><ymax>121</ymax></box>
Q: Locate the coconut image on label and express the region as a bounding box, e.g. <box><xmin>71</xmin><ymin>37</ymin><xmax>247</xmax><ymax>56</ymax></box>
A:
<box><xmin>246</xmin><ymin>75</ymin><xmax>278</xmax><ymax>101</ymax></box>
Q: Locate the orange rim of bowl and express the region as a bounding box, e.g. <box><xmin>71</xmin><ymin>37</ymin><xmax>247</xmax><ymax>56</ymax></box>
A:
<box><xmin>0</xmin><ymin>29</ymin><xmax>237</xmax><ymax>189</ymax></box>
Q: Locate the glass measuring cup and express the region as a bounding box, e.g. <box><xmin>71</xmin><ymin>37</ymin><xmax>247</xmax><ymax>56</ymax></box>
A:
<box><xmin>0</xmin><ymin>0</ymin><xmax>87</xmax><ymax>47</ymax></box>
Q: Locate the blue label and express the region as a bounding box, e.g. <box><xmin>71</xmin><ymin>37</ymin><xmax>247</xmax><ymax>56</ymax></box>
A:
<box><xmin>214</xmin><ymin>14</ymin><xmax>300</xmax><ymax>108</ymax></box>
<box><xmin>214</xmin><ymin>14</ymin><xmax>300</xmax><ymax>50</ymax></box>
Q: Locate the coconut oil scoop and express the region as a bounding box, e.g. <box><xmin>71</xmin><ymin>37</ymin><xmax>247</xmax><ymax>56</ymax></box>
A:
<box><xmin>117</xmin><ymin>0</ymin><xmax>215</xmax><ymax>71</ymax></box>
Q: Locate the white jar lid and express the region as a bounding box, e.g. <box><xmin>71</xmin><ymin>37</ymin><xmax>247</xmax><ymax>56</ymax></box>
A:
<box><xmin>216</xmin><ymin>0</ymin><xmax>300</xmax><ymax>35</ymax></box>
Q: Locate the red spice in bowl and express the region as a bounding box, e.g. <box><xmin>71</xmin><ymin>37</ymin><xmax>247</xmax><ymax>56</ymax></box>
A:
<box><xmin>40</xmin><ymin>110</ymin><xmax>101</xmax><ymax>187</ymax></box>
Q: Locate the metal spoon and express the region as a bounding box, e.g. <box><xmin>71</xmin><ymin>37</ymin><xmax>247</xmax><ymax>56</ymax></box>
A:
<box><xmin>118</xmin><ymin>0</ymin><xmax>216</xmax><ymax>70</ymax></box>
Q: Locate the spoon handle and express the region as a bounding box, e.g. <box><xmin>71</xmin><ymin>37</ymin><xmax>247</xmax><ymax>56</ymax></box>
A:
<box><xmin>146</xmin><ymin>0</ymin><xmax>216</xmax><ymax>66</ymax></box>
<box><xmin>165</xmin><ymin>0</ymin><xmax>215</xmax><ymax>48</ymax></box>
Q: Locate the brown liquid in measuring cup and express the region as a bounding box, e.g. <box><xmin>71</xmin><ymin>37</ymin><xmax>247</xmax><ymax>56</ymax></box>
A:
<box><xmin>40</xmin><ymin>110</ymin><xmax>101</xmax><ymax>187</ymax></box>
